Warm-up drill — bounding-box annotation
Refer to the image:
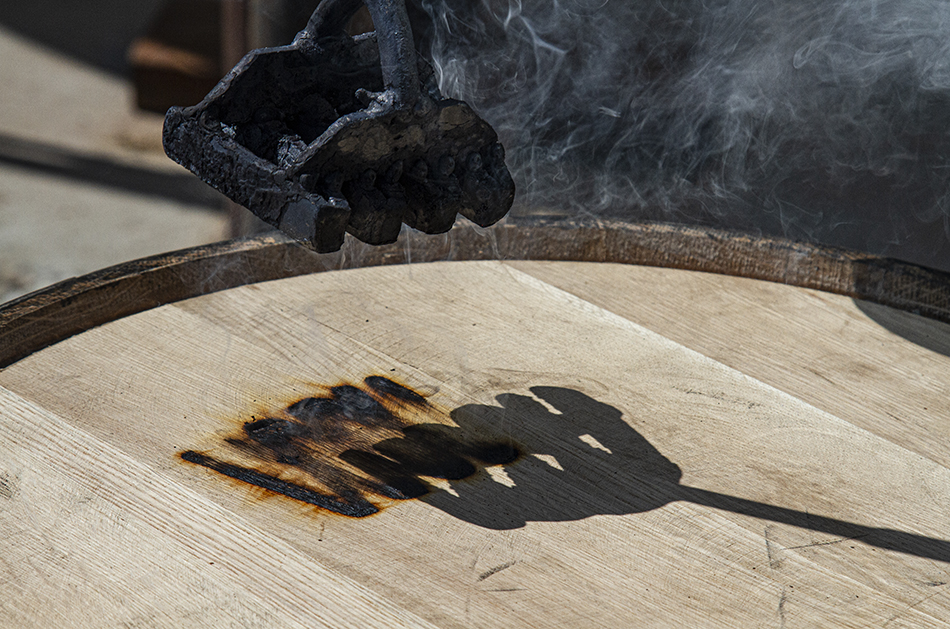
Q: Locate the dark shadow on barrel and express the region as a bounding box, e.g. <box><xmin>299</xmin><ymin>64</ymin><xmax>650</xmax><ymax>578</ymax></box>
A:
<box><xmin>853</xmin><ymin>298</ymin><xmax>950</xmax><ymax>359</ymax></box>
<box><xmin>380</xmin><ymin>387</ymin><xmax>950</xmax><ymax>563</ymax></box>
<box><xmin>182</xmin><ymin>377</ymin><xmax>950</xmax><ymax>564</ymax></box>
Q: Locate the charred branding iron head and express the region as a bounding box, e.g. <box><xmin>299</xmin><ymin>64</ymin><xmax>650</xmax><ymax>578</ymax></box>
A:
<box><xmin>163</xmin><ymin>0</ymin><xmax>515</xmax><ymax>252</ymax></box>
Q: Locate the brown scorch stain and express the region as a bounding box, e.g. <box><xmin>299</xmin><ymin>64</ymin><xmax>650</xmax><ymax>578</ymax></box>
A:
<box><xmin>181</xmin><ymin>376</ymin><xmax>520</xmax><ymax>517</ymax></box>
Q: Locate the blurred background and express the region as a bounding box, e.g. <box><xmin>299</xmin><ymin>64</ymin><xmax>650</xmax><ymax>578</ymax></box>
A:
<box><xmin>0</xmin><ymin>0</ymin><xmax>316</xmax><ymax>303</ymax></box>
<box><xmin>3</xmin><ymin>0</ymin><xmax>950</xmax><ymax>304</ymax></box>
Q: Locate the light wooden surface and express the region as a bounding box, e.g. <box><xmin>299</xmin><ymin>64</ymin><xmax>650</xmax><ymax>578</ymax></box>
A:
<box><xmin>2</xmin><ymin>260</ymin><xmax>950</xmax><ymax>627</ymax></box>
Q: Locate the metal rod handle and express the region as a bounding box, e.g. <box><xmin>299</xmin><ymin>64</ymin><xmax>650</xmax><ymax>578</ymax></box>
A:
<box><xmin>304</xmin><ymin>0</ymin><xmax>422</xmax><ymax>107</ymax></box>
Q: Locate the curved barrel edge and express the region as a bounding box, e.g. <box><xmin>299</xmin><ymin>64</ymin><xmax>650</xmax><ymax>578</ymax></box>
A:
<box><xmin>2</xmin><ymin>219</ymin><xmax>949</xmax><ymax>369</ymax></box>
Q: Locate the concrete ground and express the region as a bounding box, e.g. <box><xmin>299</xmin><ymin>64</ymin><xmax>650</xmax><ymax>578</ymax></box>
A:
<box><xmin>0</xmin><ymin>23</ymin><xmax>229</xmax><ymax>304</ymax></box>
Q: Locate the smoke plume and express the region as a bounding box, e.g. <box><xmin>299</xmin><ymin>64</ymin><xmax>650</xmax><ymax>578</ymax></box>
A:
<box><xmin>416</xmin><ymin>0</ymin><xmax>950</xmax><ymax>267</ymax></box>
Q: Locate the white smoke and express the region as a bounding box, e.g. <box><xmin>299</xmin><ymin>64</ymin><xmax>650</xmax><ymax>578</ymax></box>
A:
<box><xmin>418</xmin><ymin>0</ymin><xmax>950</xmax><ymax>267</ymax></box>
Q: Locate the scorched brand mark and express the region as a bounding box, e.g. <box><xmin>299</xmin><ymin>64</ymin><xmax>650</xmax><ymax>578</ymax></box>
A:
<box><xmin>181</xmin><ymin>376</ymin><xmax>521</xmax><ymax>517</ymax></box>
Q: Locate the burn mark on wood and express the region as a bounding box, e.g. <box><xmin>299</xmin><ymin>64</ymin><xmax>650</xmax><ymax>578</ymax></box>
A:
<box><xmin>180</xmin><ymin>450</ymin><xmax>379</xmax><ymax>517</ymax></box>
<box><xmin>364</xmin><ymin>375</ymin><xmax>428</xmax><ymax>404</ymax></box>
<box><xmin>181</xmin><ymin>376</ymin><xmax>521</xmax><ymax>517</ymax></box>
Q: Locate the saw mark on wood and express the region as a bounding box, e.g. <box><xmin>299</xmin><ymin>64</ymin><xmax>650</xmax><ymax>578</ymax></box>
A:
<box><xmin>881</xmin><ymin>586</ymin><xmax>949</xmax><ymax>628</ymax></box>
<box><xmin>778</xmin><ymin>586</ymin><xmax>788</xmax><ymax>629</ymax></box>
<box><xmin>785</xmin><ymin>534</ymin><xmax>868</xmax><ymax>550</ymax></box>
<box><xmin>478</xmin><ymin>561</ymin><xmax>517</xmax><ymax>582</ymax></box>
<box><xmin>0</xmin><ymin>473</ymin><xmax>18</xmax><ymax>501</ymax></box>
<box><xmin>181</xmin><ymin>376</ymin><xmax>522</xmax><ymax>517</ymax></box>
<box><xmin>765</xmin><ymin>525</ymin><xmax>784</xmax><ymax>569</ymax></box>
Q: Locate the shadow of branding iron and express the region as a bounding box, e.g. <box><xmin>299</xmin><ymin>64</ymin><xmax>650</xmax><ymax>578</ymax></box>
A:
<box><xmin>163</xmin><ymin>0</ymin><xmax>515</xmax><ymax>252</ymax></box>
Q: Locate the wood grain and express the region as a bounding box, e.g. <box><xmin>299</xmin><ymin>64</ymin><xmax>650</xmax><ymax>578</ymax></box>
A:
<box><xmin>510</xmin><ymin>261</ymin><xmax>950</xmax><ymax>472</ymax></box>
<box><xmin>2</xmin><ymin>261</ymin><xmax>950</xmax><ymax>627</ymax></box>
<box><xmin>4</xmin><ymin>219</ymin><xmax>950</xmax><ymax>369</ymax></box>
<box><xmin>0</xmin><ymin>385</ymin><xmax>436</xmax><ymax>629</ymax></box>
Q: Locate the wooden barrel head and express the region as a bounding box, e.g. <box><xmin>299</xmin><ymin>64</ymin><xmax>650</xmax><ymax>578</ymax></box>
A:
<box><xmin>2</xmin><ymin>221</ymin><xmax>950</xmax><ymax>627</ymax></box>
